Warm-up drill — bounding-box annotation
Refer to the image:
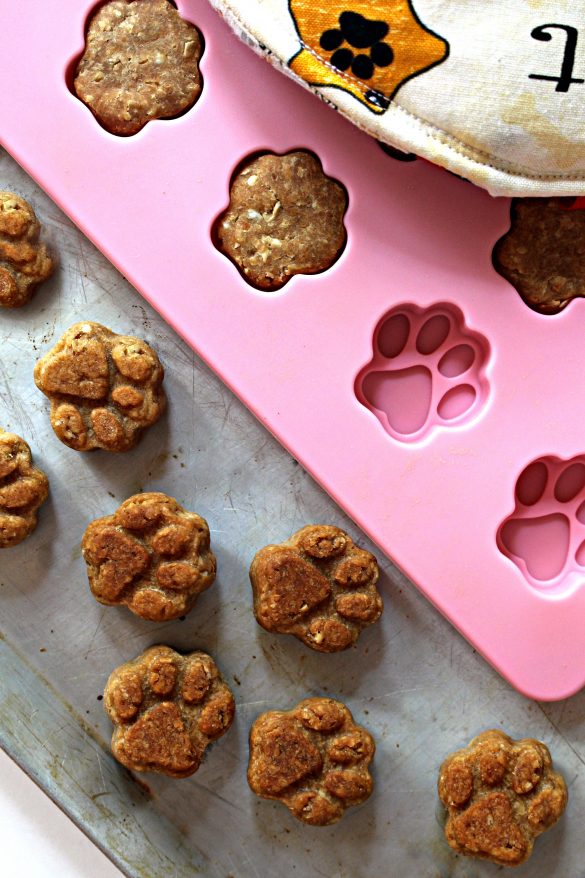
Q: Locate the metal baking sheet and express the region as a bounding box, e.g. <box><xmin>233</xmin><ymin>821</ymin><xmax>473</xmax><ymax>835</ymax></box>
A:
<box><xmin>0</xmin><ymin>148</ymin><xmax>584</xmax><ymax>878</ymax></box>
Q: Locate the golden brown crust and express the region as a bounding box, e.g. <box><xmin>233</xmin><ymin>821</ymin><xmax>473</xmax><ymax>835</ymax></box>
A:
<box><xmin>438</xmin><ymin>729</ymin><xmax>567</xmax><ymax>866</ymax></box>
<box><xmin>250</xmin><ymin>525</ymin><xmax>382</xmax><ymax>652</ymax></box>
<box><xmin>494</xmin><ymin>198</ymin><xmax>585</xmax><ymax>314</ymax></box>
<box><xmin>74</xmin><ymin>0</ymin><xmax>203</xmax><ymax>136</ymax></box>
<box><xmin>0</xmin><ymin>429</ymin><xmax>49</xmax><ymax>548</ymax></box>
<box><xmin>104</xmin><ymin>645</ymin><xmax>235</xmax><ymax>778</ymax></box>
<box><xmin>0</xmin><ymin>192</ymin><xmax>53</xmax><ymax>308</ymax></box>
<box><xmin>216</xmin><ymin>151</ymin><xmax>347</xmax><ymax>290</ymax></box>
<box><xmin>34</xmin><ymin>322</ymin><xmax>165</xmax><ymax>451</ymax></box>
<box><xmin>248</xmin><ymin>697</ymin><xmax>374</xmax><ymax>825</ymax></box>
<box><xmin>82</xmin><ymin>492</ymin><xmax>216</xmax><ymax>621</ymax></box>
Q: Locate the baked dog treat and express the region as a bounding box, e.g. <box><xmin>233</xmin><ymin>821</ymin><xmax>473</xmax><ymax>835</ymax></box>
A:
<box><xmin>438</xmin><ymin>729</ymin><xmax>567</xmax><ymax>866</ymax></box>
<box><xmin>0</xmin><ymin>430</ymin><xmax>49</xmax><ymax>548</ymax></box>
<box><xmin>494</xmin><ymin>198</ymin><xmax>585</xmax><ymax>314</ymax></box>
<box><xmin>105</xmin><ymin>646</ymin><xmax>235</xmax><ymax>777</ymax></box>
<box><xmin>216</xmin><ymin>151</ymin><xmax>347</xmax><ymax>290</ymax></box>
<box><xmin>74</xmin><ymin>0</ymin><xmax>203</xmax><ymax>136</ymax></box>
<box><xmin>0</xmin><ymin>192</ymin><xmax>53</xmax><ymax>308</ymax></box>
<box><xmin>82</xmin><ymin>492</ymin><xmax>216</xmax><ymax>621</ymax></box>
<box><xmin>250</xmin><ymin>525</ymin><xmax>383</xmax><ymax>652</ymax></box>
<box><xmin>248</xmin><ymin>696</ymin><xmax>374</xmax><ymax>826</ymax></box>
<box><xmin>34</xmin><ymin>322</ymin><xmax>165</xmax><ymax>452</ymax></box>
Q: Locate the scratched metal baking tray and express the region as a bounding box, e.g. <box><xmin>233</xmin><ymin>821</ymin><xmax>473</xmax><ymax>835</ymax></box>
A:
<box><xmin>0</xmin><ymin>151</ymin><xmax>582</xmax><ymax>877</ymax></box>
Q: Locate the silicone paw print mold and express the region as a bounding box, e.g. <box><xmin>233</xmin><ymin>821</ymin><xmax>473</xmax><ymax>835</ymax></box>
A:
<box><xmin>288</xmin><ymin>0</ymin><xmax>448</xmax><ymax>113</ymax></box>
<box><xmin>355</xmin><ymin>304</ymin><xmax>490</xmax><ymax>443</ymax></box>
<box><xmin>498</xmin><ymin>456</ymin><xmax>585</xmax><ymax>593</ymax></box>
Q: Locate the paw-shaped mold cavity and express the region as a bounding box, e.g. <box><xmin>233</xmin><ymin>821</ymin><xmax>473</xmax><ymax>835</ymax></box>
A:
<box><xmin>34</xmin><ymin>321</ymin><xmax>165</xmax><ymax>452</ymax></box>
<box><xmin>70</xmin><ymin>0</ymin><xmax>203</xmax><ymax>136</ymax></box>
<box><xmin>0</xmin><ymin>429</ymin><xmax>49</xmax><ymax>548</ymax></box>
<box><xmin>498</xmin><ymin>455</ymin><xmax>585</xmax><ymax>591</ymax></box>
<box><xmin>104</xmin><ymin>645</ymin><xmax>235</xmax><ymax>778</ymax></box>
<box><xmin>355</xmin><ymin>304</ymin><xmax>490</xmax><ymax>443</ymax></box>
<box><xmin>214</xmin><ymin>151</ymin><xmax>347</xmax><ymax>292</ymax></box>
<box><xmin>248</xmin><ymin>697</ymin><xmax>374</xmax><ymax>826</ymax></box>
<box><xmin>494</xmin><ymin>197</ymin><xmax>585</xmax><ymax>314</ymax></box>
<box><xmin>438</xmin><ymin>730</ymin><xmax>567</xmax><ymax>867</ymax></box>
<box><xmin>249</xmin><ymin>525</ymin><xmax>383</xmax><ymax>652</ymax></box>
<box><xmin>82</xmin><ymin>492</ymin><xmax>216</xmax><ymax>621</ymax></box>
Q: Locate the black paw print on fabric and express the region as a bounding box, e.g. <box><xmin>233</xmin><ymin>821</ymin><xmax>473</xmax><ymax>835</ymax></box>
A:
<box><xmin>319</xmin><ymin>11</ymin><xmax>393</xmax><ymax>81</ymax></box>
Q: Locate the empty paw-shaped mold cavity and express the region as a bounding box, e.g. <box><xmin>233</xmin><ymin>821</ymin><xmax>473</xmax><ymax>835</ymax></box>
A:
<box><xmin>66</xmin><ymin>0</ymin><xmax>204</xmax><ymax>136</ymax></box>
<box><xmin>493</xmin><ymin>198</ymin><xmax>585</xmax><ymax>314</ymax></box>
<box><xmin>213</xmin><ymin>150</ymin><xmax>347</xmax><ymax>292</ymax></box>
<box><xmin>355</xmin><ymin>304</ymin><xmax>490</xmax><ymax>443</ymax></box>
<box><xmin>498</xmin><ymin>455</ymin><xmax>585</xmax><ymax>591</ymax></box>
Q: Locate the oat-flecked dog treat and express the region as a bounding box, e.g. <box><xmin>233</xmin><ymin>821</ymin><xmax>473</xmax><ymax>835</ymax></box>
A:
<box><xmin>0</xmin><ymin>429</ymin><xmax>49</xmax><ymax>548</ymax></box>
<box><xmin>216</xmin><ymin>151</ymin><xmax>347</xmax><ymax>290</ymax></box>
<box><xmin>248</xmin><ymin>696</ymin><xmax>374</xmax><ymax>826</ymax></box>
<box><xmin>34</xmin><ymin>322</ymin><xmax>165</xmax><ymax>451</ymax></box>
<box><xmin>250</xmin><ymin>525</ymin><xmax>383</xmax><ymax>652</ymax></box>
<box><xmin>494</xmin><ymin>198</ymin><xmax>585</xmax><ymax>313</ymax></box>
<box><xmin>0</xmin><ymin>192</ymin><xmax>53</xmax><ymax>308</ymax></box>
<box><xmin>82</xmin><ymin>492</ymin><xmax>216</xmax><ymax>621</ymax></box>
<box><xmin>438</xmin><ymin>729</ymin><xmax>567</xmax><ymax>867</ymax></box>
<box><xmin>74</xmin><ymin>0</ymin><xmax>203</xmax><ymax>136</ymax></box>
<box><xmin>105</xmin><ymin>645</ymin><xmax>235</xmax><ymax>777</ymax></box>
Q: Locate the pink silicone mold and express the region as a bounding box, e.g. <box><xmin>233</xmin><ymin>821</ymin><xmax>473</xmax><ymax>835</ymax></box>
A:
<box><xmin>498</xmin><ymin>456</ymin><xmax>585</xmax><ymax>596</ymax></box>
<box><xmin>355</xmin><ymin>303</ymin><xmax>490</xmax><ymax>443</ymax></box>
<box><xmin>4</xmin><ymin>0</ymin><xmax>585</xmax><ymax>700</ymax></box>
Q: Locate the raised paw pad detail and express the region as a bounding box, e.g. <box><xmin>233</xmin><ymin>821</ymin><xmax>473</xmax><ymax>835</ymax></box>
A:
<box><xmin>498</xmin><ymin>455</ymin><xmax>585</xmax><ymax>590</ymax></box>
<box><xmin>34</xmin><ymin>321</ymin><xmax>166</xmax><ymax>451</ymax></box>
<box><xmin>73</xmin><ymin>0</ymin><xmax>203</xmax><ymax>136</ymax></box>
<box><xmin>0</xmin><ymin>430</ymin><xmax>49</xmax><ymax>548</ymax></box>
<box><xmin>82</xmin><ymin>492</ymin><xmax>216</xmax><ymax>621</ymax></box>
<box><xmin>248</xmin><ymin>697</ymin><xmax>374</xmax><ymax>825</ymax></box>
<box><xmin>104</xmin><ymin>646</ymin><xmax>235</xmax><ymax>777</ymax></box>
<box><xmin>0</xmin><ymin>192</ymin><xmax>53</xmax><ymax>308</ymax></box>
<box><xmin>249</xmin><ymin>525</ymin><xmax>383</xmax><ymax>652</ymax></box>
<box><xmin>438</xmin><ymin>730</ymin><xmax>567</xmax><ymax>866</ymax></box>
<box><xmin>355</xmin><ymin>303</ymin><xmax>490</xmax><ymax>443</ymax></box>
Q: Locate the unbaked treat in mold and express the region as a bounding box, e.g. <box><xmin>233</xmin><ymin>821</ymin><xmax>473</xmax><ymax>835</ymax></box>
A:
<box><xmin>355</xmin><ymin>303</ymin><xmax>490</xmax><ymax>443</ymax></box>
<box><xmin>34</xmin><ymin>321</ymin><xmax>166</xmax><ymax>452</ymax></box>
<box><xmin>0</xmin><ymin>429</ymin><xmax>49</xmax><ymax>548</ymax></box>
<box><xmin>494</xmin><ymin>198</ymin><xmax>585</xmax><ymax>314</ymax></box>
<box><xmin>249</xmin><ymin>524</ymin><xmax>383</xmax><ymax>652</ymax></box>
<box><xmin>73</xmin><ymin>0</ymin><xmax>203</xmax><ymax>136</ymax></box>
<box><xmin>82</xmin><ymin>492</ymin><xmax>216</xmax><ymax>621</ymax></box>
<box><xmin>104</xmin><ymin>645</ymin><xmax>235</xmax><ymax>777</ymax></box>
<box><xmin>248</xmin><ymin>696</ymin><xmax>374</xmax><ymax>826</ymax></box>
<box><xmin>498</xmin><ymin>455</ymin><xmax>585</xmax><ymax>592</ymax></box>
<box><xmin>439</xmin><ymin>729</ymin><xmax>567</xmax><ymax>866</ymax></box>
<box><xmin>215</xmin><ymin>151</ymin><xmax>347</xmax><ymax>291</ymax></box>
<box><xmin>0</xmin><ymin>192</ymin><xmax>53</xmax><ymax>308</ymax></box>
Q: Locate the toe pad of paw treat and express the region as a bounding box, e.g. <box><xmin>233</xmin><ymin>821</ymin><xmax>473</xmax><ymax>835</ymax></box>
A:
<box><xmin>248</xmin><ymin>697</ymin><xmax>374</xmax><ymax>825</ymax></box>
<box><xmin>438</xmin><ymin>730</ymin><xmax>567</xmax><ymax>866</ymax></box>
<box><xmin>212</xmin><ymin>0</ymin><xmax>585</xmax><ymax>196</ymax></box>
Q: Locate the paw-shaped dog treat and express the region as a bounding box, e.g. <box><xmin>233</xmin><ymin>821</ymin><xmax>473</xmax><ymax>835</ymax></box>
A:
<box><xmin>34</xmin><ymin>322</ymin><xmax>165</xmax><ymax>451</ymax></box>
<box><xmin>82</xmin><ymin>492</ymin><xmax>216</xmax><ymax>621</ymax></box>
<box><xmin>248</xmin><ymin>697</ymin><xmax>374</xmax><ymax>826</ymax></box>
<box><xmin>105</xmin><ymin>646</ymin><xmax>235</xmax><ymax>777</ymax></box>
<box><xmin>216</xmin><ymin>151</ymin><xmax>347</xmax><ymax>291</ymax></box>
<box><xmin>0</xmin><ymin>429</ymin><xmax>49</xmax><ymax>548</ymax></box>
<box><xmin>438</xmin><ymin>730</ymin><xmax>567</xmax><ymax>866</ymax></box>
<box><xmin>250</xmin><ymin>525</ymin><xmax>383</xmax><ymax>652</ymax></box>
<box><xmin>0</xmin><ymin>192</ymin><xmax>53</xmax><ymax>308</ymax></box>
<box><xmin>494</xmin><ymin>198</ymin><xmax>585</xmax><ymax>314</ymax></box>
<box><xmin>74</xmin><ymin>0</ymin><xmax>203</xmax><ymax>136</ymax></box>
